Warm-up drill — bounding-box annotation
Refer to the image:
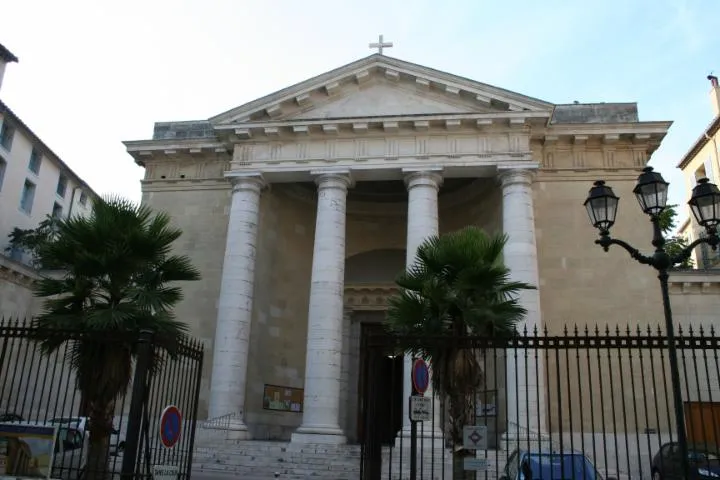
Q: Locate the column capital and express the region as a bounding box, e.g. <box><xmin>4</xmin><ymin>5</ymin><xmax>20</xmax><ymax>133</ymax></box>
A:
<box><xmin>311</xmin><ymin>169</ymin><xmax>354</xmax><ymax>190</ymax></box>
<box><xmin>403</xmin><ymin>168</ymin><xmax>444</xmax><ymax>190</ymax></box>
<box><xmin>225</xmin><ymin>172</ymin><xmax>266</xmax><ymax>193</ymax></box>
<box><xmin>498</xmin><ymin>167</ymin><xmax>537</xmax><ymax>188</ymax></box>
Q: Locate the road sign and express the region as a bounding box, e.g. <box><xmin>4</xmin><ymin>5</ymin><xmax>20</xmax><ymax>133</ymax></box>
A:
<box><xmin>409</xmin><ymin>396</ymin><xmax>432</xmax><ymax>422</ymax></box>
<box><xmin>152</xmin><ymin>464</ymin><xmax>180</xmax><ymax>480</ymax></box>
<box><xmin>463</xmin><ymin>458</ymin><xmax>488</xmax><ymax>471</ymax></box>
<box><xmin>159</xmin><ymin>405</ymin><xmax>182</xmax><ymax>449</ymax></box>
<box><xmin>462</xmin><ymin>425</ymin><xmax>488</xmax><ymax>450</ymax></box>
<box><xmin>411</xmin><ymin>359</ymin><xmax>430</xmax><ymax>395</ymax></box>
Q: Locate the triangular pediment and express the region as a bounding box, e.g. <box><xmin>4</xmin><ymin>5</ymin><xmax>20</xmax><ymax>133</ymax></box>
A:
<box><xmin>210</xmin><ymin>54</ymin><xmax>553</xmax><ymax>126</ymax></box>
<box><xmin>284</xmin><ymin>78</ymin><xmax>489</xmax><ymax>120</ymax></box>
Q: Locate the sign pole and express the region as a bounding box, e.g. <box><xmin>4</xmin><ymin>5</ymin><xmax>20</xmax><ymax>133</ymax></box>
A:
<box><xmin>408</xmin><ymin>358</ymin><xmax>429</xmax><ymax>480</ymax></box>
<box><xmin>409</xmin><ymin>395</ymin><xmax>418</xmax><ymax>480</ymax></box>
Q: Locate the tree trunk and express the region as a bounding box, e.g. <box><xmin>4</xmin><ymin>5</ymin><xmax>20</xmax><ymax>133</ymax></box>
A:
<box><xmin>449</xmin><ymin>392</ymin><xmax>477</xmax><ymax>480</ymax></box>
<box><xmin>84</xmin><ymin>401</ymin><xmax>114</xmax><ymax>480</ymax></box>
<box><xmin>452</xmin><ymin>447</ymin><xmax>477</xmax><ymax>480</ymax></box>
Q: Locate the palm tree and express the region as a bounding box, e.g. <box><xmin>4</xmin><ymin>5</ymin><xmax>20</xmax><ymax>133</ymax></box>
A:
<box><xmin>31</xmin><ymin>196</ymin><xmax>200</xmax><ymax>480</ymax></box>
<box><xmin>385</xmin><ymin>226</ymin><xmax>535</xmax><ymax>479</ymax></box>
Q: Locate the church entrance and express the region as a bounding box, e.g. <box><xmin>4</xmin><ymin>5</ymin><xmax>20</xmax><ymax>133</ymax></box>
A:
<box><xmin>357</xmin><ymin>322</ymin><xmax>404</xmax><ymax>445</ymax></box>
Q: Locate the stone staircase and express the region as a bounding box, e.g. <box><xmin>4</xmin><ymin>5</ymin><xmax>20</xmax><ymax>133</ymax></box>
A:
<box><xmin>193</xmin><ymin>440</ymin><xmax>361</xmax><ymax>479</ymax></box>
<box><xmin>192</xmin><ymin>439</ymin><xmax>508</xmax><ymax>479</ymax></box>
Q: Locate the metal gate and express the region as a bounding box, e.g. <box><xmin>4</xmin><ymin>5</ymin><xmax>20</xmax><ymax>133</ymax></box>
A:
<box><xmin>120</xmin><ymin>330</ymin><xmax>204</xmax><ymax>479</ymax></box>
<box><xmin>360</xmin><ymin>326</ymin><xmax>720</xmax><ymax>480</ymax></box>
<box><xmin>0</xmin><ymin>319</ymin><xmax>204</xmax><ymax>479</ymax></box>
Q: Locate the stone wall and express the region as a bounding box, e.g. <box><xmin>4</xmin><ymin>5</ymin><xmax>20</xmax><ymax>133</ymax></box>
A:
<box><xmin>0</xmin><ymin>255</ymin><xmax>40</xmax><ymax>319</ymax></box>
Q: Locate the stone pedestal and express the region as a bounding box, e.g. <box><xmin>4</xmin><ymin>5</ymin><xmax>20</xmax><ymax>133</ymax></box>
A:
<box><xmin>292</xmin><ymin>171</ymin><xmax>352</xmax><ymax>444</ymax></box>
<box><xmin>399</xmin><ymin>169</ymin><xmax>445</xmax><ymax>443</ymax></box>
<box><xmin>207</xmin><ymin>173</ymin><xmax>266</xmax><ymax>438</ymax></box>
<box><xmin>499</xmin><ymin>167</ymin><xmax>546</xmax><ymax>436</ymax></box>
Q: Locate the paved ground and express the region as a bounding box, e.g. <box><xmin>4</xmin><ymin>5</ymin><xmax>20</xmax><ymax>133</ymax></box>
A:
<box><xmin>192</xmin><ymin>473</ymin><xmax>276</xmax><ymax>480</ymax></box>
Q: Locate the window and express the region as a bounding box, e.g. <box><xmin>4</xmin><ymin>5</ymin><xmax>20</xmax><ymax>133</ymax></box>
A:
<box><xmin>28</xmin><ymin>148</ymin><xmax>42</xmax><ymax>174</ymax></box>
<box><xmin>0</xmin><ymin>122</ymin><xmax>14</xmax><ymax>150</ymax></box>
<box><xmin>0</xmin><ymin>158</ymin><xmax>6</xmax><ymax>192</ymax></box>
<box><xmin>79</xmin><ymin>191</ymin><xmax>87</xmax><ymax>206</ymax></box>
<box><xmin>52</xmin><ymin>202</ymin><xmax>63</xmax><ymax>218</ymax></box>
<box><xmin>20</xmin><ymin>179</ymin><xmax>36</xmax><ymax>214</ymax></box>
<box><xmin>56</xmin><ymin>174</ymin><xmax>68</xmax><ymax>198</ymax></box>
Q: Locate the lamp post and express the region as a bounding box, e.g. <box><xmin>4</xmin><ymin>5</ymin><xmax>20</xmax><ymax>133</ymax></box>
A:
<box><xmin>584</xmin><ymin>166</ymin><xmax>720</xmax><ymax>480</ymax></box>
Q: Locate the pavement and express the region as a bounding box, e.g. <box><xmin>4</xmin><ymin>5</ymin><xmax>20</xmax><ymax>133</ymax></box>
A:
<box><xmin>192</xmin><ymin>473</ymin><xmax>277</xmax><ymax>480</ymax></box>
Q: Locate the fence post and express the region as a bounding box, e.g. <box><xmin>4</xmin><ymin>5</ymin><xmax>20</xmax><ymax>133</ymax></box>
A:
<box><xmin>121</xmin><ymin>329</ymin><xmax>154</xmax><ymax>479</ymax></box>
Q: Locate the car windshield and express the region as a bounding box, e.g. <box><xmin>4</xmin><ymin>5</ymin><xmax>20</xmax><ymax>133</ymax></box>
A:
<box><xmin>523</xmin><ymin>453</ymin><xmax>598</xmax><ymax>480</ymax></box>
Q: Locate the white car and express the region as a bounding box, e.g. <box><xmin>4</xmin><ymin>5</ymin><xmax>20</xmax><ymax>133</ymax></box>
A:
<box><xmin>48</xmin><ymin>417</ymin><xmax>125</xmax><ymax>455</ymax></box>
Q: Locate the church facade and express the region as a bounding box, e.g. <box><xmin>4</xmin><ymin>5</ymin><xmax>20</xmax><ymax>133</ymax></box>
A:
<box><xmin>124</xmin><ymin>54</ymin><xmax>673</xmax><ymax>444</ymax></box>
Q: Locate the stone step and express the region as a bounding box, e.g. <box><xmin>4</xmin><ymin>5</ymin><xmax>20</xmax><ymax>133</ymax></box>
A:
<box><xmin>192</xmin><ymin>439</ymin><xmax>508</xmax><ymax>479</ymax></box>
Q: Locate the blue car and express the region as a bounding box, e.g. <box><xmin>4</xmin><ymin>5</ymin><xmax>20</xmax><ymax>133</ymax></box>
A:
<box><xmin>500</xmin><ymin>449</ymin><xmax>606</xmax><ymax>480</ymax></box>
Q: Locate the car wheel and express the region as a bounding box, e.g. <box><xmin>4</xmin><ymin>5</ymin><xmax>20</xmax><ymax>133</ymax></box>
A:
<box><xmin>653</xmin><ymin>469</ymin><xmax>662</xmax><ymax>480</ymax></box>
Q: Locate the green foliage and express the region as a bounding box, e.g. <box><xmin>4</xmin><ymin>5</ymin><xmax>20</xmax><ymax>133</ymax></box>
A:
<box><xmin>5</xmin><ymin>215</ymin><xmax>62</xmax><ymax>268</ymax></box>
<box><xmin>386</xmin><ymin>226</ymin><xmax>533</xmax><ymax>345</ymax></box>
<box><xmin>659</xmin><ymin>204</ymin><xmax>694</xmax><ymax>268</ymax></box>
<box><xmin>27</xmin><ymin>195</ymin><xmax>200</xmax><ymax>479</ymax></box>
<box><xmin>384</xmin><ymin>226</ymin><xmax>534</xmax><ymax>447</ymax></box>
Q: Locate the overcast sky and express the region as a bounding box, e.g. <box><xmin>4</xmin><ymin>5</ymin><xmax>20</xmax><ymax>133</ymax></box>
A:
<box><xmin>2</xmin><ymin>0</ymin><xmax>719</xmax><ymax>224</ymax></box>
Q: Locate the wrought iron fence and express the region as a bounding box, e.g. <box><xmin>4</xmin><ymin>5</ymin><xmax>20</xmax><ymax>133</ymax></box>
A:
<box><xmin>360</xmin><ymin>324</ymin><xmax>720</xmax><ymax>480</ymax></box>
<box><xmin>0</xmin><ymin>318</ymin><xmax>204</xmax><ymax>480</ymax></box>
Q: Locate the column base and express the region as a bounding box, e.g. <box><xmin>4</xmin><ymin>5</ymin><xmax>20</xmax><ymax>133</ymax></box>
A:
<box><xmin>211</xmin><ymin>418</ymin><xmax>250</xmax><ymax>440</ymax></box>
<box><xmin>395</xmin><ymin>424</ymin><xmax>445</xmax><ymax>449</ymax></box>
<box><xmin>291</xmin><ymin>425</ymin><xmax>346</xmax><ymax>444</ymax></box>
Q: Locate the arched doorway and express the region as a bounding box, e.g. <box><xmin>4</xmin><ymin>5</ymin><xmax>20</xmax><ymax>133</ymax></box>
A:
<box><xmin>343</xmin><ymin>249</ymin><xmax>405</xmax><ymax>444</ymax></box>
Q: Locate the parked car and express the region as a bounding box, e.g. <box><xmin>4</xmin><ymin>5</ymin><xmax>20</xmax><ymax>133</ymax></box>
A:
<box><xmin>500</xmin><ymin>448</ymin><xmax>607</xmax><ymax>480</ymax></box>
<box><xmin>48</xmin><ymin>417</ymin><xmax>125</xmax><ymax>455</ymax></box>
<box><xmin>0</xmin><ymin>412</ymin><xmax>24</xmax><ymax>422</ymax></box>
<box><xmin>651</xmin><ymin>442</ymin><xmax>720</xmax><ymax>480</ymax></box>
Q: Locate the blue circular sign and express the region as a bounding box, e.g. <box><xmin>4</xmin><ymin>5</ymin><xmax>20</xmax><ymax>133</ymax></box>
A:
<box><xmin>412</xmin><ymin>359</ymin><xmax>430</xmax><ymax>395</ymax></box>
<box><xmin>160</xmin><ymin>405</ymin><xmax>182</xmax><ymax>448</ymax></box>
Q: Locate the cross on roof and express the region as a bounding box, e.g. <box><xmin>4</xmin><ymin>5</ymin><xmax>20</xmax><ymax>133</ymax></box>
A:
<box><xmin>369</xmin><ymin>34</ymin><xmax>393</xmax><ymax>55</ymax></box>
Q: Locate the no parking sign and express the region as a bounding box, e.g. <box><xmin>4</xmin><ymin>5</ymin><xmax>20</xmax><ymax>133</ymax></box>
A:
<box><xmin>159</xmin><ymin>405</ymin><xmax>182</xmax><ymax>449</ymax></box>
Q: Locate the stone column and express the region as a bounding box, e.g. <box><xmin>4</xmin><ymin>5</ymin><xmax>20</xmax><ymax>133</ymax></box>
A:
<box><xmin>292</xmin><ymin>171</ymin><xmax>352</xmax><ymax>444</ymax></box>
<box><xmin>208</xmin><ymin>173</ymin><xmax>266</xmax><ymax>439</ymax></box>
<box><xmin>399</xmin><ymin>169</ymin><xmax>444</xmax><ymax>445</ymax></box>
<box><xmin>499</xmin><ymin>167</ymin><xmax>546</xmax><ymax>440</ymax></box>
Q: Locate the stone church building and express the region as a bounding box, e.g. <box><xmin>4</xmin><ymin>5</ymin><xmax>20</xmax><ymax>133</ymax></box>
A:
<box><xmin>124</xmin><ymin>53</ymin><xmax>674</xmax><ymax>445</ymax></box>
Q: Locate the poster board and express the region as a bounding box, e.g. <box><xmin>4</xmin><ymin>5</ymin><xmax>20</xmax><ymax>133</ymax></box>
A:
<box><xmin>263</xmin><ymin>385</ymin><xmax>304</xmax><ymax>413</ymax></box>
<box><xmin>0</xmin><ymin>423</ymin><xmax>57</xmax><ymax>479</ymax></box>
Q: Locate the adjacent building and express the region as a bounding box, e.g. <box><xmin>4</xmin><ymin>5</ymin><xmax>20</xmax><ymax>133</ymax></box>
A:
<box><xmin>677</xmin><ymin>75</ymin><xmax>720</xmax><ymax>268</ymax></box>
<box><xmin>0</xmin><ymin>43</ymin><xmax>98</xmax><ymax>318</ymax></box>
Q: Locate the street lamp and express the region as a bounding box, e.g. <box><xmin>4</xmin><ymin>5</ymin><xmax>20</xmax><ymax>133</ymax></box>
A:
<box><xmin>584</xmin><ymin>166</ymin><xmax>720</xmax><ymax>480</ymax></box>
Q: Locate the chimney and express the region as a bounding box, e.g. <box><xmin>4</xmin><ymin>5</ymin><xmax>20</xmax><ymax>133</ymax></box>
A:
<box><xmin>709</xmin><ymin>74</ymin><xmax>720</xmax><ymax>117</ymax></box>
<box><xmin>0</xmin><ymin>43</ymin><xmax>19</xmax><ymax>92</ymax></box>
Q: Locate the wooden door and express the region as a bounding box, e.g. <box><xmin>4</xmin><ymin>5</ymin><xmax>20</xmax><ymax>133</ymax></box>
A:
<box><xmin>685</xmin><ymin>402</ymin><xmax>720</xmax><ymax>446</ymax></box>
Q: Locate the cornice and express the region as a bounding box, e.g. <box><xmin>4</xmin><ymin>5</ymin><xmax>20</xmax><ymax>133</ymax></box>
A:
<box><xmin>124</xmin><ymin>139</ymin><xmax>231</xmax><ymax>166</ymax></box>
<box><xmin>125</xmin><ymin>119</ymin><xmax>669</xmax><ymax>168</ymax></box>
<box><xmin>215</xmin><ymin>112</ymin><xmax>548</xmax><ymax>143</ymax></box>
<box><xmin>0</xmin><ymin>254</ymin><xmax>40</xmax><ymax>288</ymax></box>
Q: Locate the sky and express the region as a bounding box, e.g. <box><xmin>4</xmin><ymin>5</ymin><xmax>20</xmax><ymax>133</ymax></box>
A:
<box><xmin>2</xmin><ymin>0</ymin><xmax>719</xmax><ymax>226</ymax></box>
